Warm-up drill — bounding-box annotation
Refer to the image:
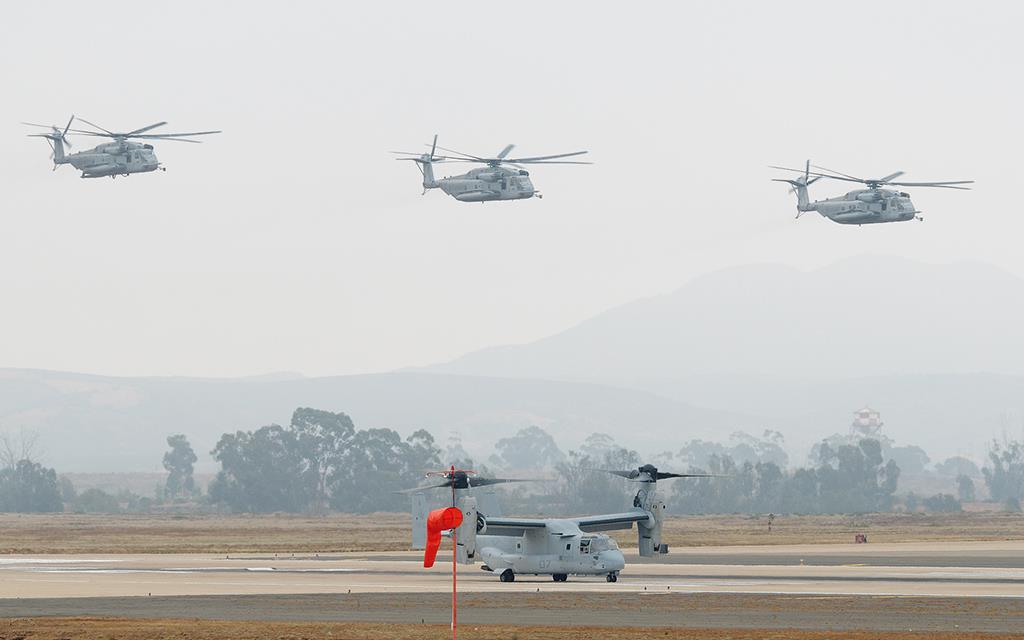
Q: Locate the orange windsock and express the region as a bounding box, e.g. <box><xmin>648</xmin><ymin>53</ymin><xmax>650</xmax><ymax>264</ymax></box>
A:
<box><xmin>424</xmin><ymin>506</ymin><xmax>463</xmax><ymax>568</ymax></box>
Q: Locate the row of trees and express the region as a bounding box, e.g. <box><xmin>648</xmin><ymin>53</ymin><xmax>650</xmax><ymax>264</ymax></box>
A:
<box><xmin>3</xmin><ymin>414</ymin><xmax>1024</xmax><ymax>515</ymax></box>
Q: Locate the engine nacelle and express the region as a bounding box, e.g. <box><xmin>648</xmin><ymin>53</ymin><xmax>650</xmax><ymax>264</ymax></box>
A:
<box><xmin>455</xmin><ymin>495</ymin><xmax>478</xmax><ymax>564</ymax></box>
<box><xmin>637</xmin><ymin>500</ymin><xmax>666</xmax><ymax>557</ymax></box>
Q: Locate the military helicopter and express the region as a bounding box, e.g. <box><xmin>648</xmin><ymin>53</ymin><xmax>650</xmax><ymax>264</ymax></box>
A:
<box><xmin>771</xmin><ymin>161</ymin><xmax>973</xmax><ymax>225</ymax></box>
<box><xmin>405</xmin><ymin>464</ymin><xmax>717</xmax><ymax>583</ymax></box>
<box><xmin>23</xmin><ymin>116</ymin><xmax>220</xmax><ymax>178</ymax></box>
<box><xmin>393</xmin><ymin>135</ymin><xmax>590</xmax><ymax>202</ymax></box>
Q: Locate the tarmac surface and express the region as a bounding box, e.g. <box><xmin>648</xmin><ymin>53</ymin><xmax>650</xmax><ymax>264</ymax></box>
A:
<box><xmin>3</xmin><ymin>541</ymin><xmax>1023</xmax><ymax>632</ymax></box>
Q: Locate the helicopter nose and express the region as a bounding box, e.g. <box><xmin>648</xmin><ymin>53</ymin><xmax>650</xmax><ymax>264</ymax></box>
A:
<box><xmin>601</xmin><ymin>550</ymin><xmax>626</xmax><ymax>571</ymax></box>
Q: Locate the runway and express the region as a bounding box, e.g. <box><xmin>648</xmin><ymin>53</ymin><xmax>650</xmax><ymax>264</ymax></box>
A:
<box><xmin>3</xmin><ymin>541</ymin><xmax>1023</xmax><ymax>632</ymax></box>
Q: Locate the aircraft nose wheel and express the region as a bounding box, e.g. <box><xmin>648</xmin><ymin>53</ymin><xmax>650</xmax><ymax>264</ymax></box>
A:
<box><xmin>606</xmin><ymin>572</ymin><xmax>618</xmax><ymax>583</ymax></box>
<box><xmin>552</xmin><ymin>573</ymin><xmax>568</xmax><ymax>582</ymax></box>
<box><xmin>499</xmin><ymin>569</ymin><xmax>515</xmax><ymax>583</ymax></box>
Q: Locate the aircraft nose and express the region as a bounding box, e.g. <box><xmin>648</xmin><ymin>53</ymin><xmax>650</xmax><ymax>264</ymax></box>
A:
<box><xmin>602</xmin><ymin>550</ymin><xmax>626</xmax><ymax>571</ymax></box>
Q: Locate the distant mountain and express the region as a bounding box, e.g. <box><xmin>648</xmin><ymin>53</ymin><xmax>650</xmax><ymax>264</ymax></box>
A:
<box><xmin>0</xmin><ymin>369</ymin><xmax>754</xmax><ymax>472</ymax></box>
<box><xmin>427</xmin><ymin>255</ymin><xmax>1024</xmax><ymax>385</ymax></box>
<box><xmin>424</xmin><ymin>256</ymin><xmax>1024</xmax><ymax>460</ymax></box>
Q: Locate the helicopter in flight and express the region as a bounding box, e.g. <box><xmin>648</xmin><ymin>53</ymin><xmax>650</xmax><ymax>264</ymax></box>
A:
<box><xmin>393</xmin><ymin>135</ymin><xmax>590</xmax><ymax>202</ymax></box>
<box><xmin>771</xmin><ymin>161</ymin><xmax>972</xmax><ymax>225</ymax></box>
<box><xmin>24</xmin><ymin>116</ymin><xmax>221</xmax><ymax>179</ymax></box>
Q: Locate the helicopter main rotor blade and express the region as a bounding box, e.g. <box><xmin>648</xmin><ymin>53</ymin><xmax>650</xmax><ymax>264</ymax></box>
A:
<box><xmin>496</xmin><ymin>144</ymin><xmax>515</xmax><ymax>159</ymax></box>
<box><xmin>136</xmin><ymin>130</ymin><xmax>222</xmax><ymax>138</ymax></box>
<box><xmin>431</xmin><ymin>144</ymin><xmax>486</xmax><ymax>161</ymax></box>
<box><xmin>75</xmin><ymin>117</ymin><xmax>115</xmax><ymax>135</ymax></box>
<box><xmin>125</xmin><ymin>121</ymin><xmax>168</xmax><ymax>136</ymax></box>
<box><xmin>885</xmin><ymin>180</ymin><xmax>974</xmax><ymax>188</ymax></box>
<box><xmin>808</xmin><ymin>164</ymin><xmax>866</xmax><ymax>182</ymax></box>
<box><xmin>503</xmin><ymin>150</ymin><xmax>589</xmax><ymax>163</ymax></box>
<box><xmin>394</xmin><ymin>481</ymin><xmax>453</xmax><ymax>494</ymax></box>
<box><xmin>510</xmin><ymin>160</ymin><xmax>593</xmax><ymax>165</ymax></box>
<box><xmin>771</xmin><ymin>165</ymin><xmax>865</xmax><ymax>185</ymax></box>
<box><xmin>139</xmin><ymin>137</ymin><xmax>204</xmax><ymax>143</ymax></box>
<box><xmin>469</xmin><ymin>478</ymin><xmax>532</xmax><ymax>487</ymax></box>
<box><xmin>873</xmin><ymin>171</ymin><xmax>905</xmax><ymax>183</ymax></box>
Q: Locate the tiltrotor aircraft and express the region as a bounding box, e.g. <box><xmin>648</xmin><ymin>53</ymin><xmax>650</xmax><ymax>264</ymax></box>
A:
<box><xmin>405</xmin><ymin>464</ymin><xmax>714</xmax><ymax>583</ymax></box>
<box><xmin>24</xmin><ymin>116</ymin><xmax>221</xmax><ymax>178</ymax></box>
<box><xmin>393</xmin><ymin>135</ymin><xmax>590</xmax><ymax>202</ymax></box>
<box><xmin>771</xmin><ymin>161</ymin><xmax>972</xmax><ymax>225</ymax></box>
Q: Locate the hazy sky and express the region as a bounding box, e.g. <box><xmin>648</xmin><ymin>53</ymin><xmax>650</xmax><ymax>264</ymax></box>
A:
<box><xmin>0</xmin><ymin>1</ymin><xmax>1020</xmax><ymax>378</ymax></box>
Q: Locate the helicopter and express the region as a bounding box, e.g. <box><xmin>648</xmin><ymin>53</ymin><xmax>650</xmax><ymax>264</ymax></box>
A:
<box><xmin>393</xmin><ymin>135</ymin><xmax>590</xmax><ymax>202</ymax></box>
<box><xmin>771</xmin><ymin>161</ymin><xmax>973</xmax><ymax>225</ymax></box>
<box><xmin>404</xmin><ymin>464</ymin><xmax>717</xmax><ymax>583</ymax></box>
<box><xmin>24</xmin><ymin>116</ymin><xmax>221</xmax><ymax>179</ymax></box>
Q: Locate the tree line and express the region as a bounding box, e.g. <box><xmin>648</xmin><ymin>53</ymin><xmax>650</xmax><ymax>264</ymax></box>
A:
<box><xmin>2</xmin><ymin>410</ymin><xmax>1024</xmax><ymax>515</ymax></box>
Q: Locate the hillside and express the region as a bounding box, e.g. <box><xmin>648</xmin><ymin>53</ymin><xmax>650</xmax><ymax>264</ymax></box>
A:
<box><xmin>0</xmin><ymin>369</ymin><xmax>753</xmax><ymax>472</ymax></box>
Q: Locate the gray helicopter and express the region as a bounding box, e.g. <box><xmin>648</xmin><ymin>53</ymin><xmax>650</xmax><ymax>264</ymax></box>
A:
<box><xmin>406</xmin><ymin>464</ymin><xmax>714</xmax><ymax>583</ymax></box>
<box><xmin>772</xmin><ymin>161</ymin><xmax>972</xmax><ymax>225</ymax></box>
<box><xmin>24</xmin><ymin>116</ymin><xmax>220</xmax><ymax>178</ymax></box>
<box><xmin>393</xmin><ymin>135</ymin><xmax>590</xmax><ymax>202</ymax></box>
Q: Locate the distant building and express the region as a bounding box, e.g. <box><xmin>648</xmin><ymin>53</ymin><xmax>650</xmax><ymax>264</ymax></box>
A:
<box><xmin>851</xmin><ymin>406</ymin><xmax>883</xmax><ymax>439</ymax></box>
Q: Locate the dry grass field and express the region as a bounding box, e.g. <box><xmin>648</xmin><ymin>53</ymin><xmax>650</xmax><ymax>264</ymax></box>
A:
<box><xmin>0</xmin><ymin>511</ymin><xmax>1021</xmax><ymax>554</ymax></box>
<box><xmin>3</xmin><ymin>619</ymin><xmax>1022</xmax><ymax>640</ymax></box>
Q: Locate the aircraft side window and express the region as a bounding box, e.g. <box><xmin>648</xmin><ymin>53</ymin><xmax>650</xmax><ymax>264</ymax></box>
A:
<box><xmin>565</xmin><ymin>543</ymin><xmax>571</xmax><ymax>551</ymax></box>
<box><xmin>516</xmin><ymin>542</ymin><xmax>521</xmax><ymax>550</ymax></box>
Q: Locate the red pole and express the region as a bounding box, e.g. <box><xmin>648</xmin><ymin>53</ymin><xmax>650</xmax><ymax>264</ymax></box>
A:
<box><xmin>452</xmin><ymin>529</ymin><xmax>457</xmax><ymax>640</ymax></box>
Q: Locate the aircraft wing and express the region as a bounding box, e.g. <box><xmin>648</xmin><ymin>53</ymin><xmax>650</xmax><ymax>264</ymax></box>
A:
<box><xmin>574</xmin><ymin>510</ymin><xmax>651</xmax><ymax>533</ymax></box>
<box><xmin>479</xmin><ymin>516</ymin><xmax>548</xmax><ymax>537</ymax></box>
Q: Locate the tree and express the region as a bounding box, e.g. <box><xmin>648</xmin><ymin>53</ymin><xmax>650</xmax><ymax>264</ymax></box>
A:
<box><xmin>0</xmin><ymin>428</ymin><xmax>43</xmax><ymax>470</ymax></box>
<box><xmin>923</xmin><ymin>493</ymin><xmax>962</xmax><ymax>513</ymax></box>
<box><xmin>556</xmin><ymin>446</ymin><xmax>638</xmax><ymax>514</ymax></box>
<box><xmin>290</xmin><ymin>408</ymin><xmax>355</xmax><ymax>514</ymax></box>
<box><xmin>329</xmin><ymin>428</ymin><xmax>440</xmax><ymax>513</ymax></box>
<box><xmin>74</xmin><ymin>488</ymin><xmax>121</xmax><ymax>513</ymax></box>
<box><xmin>163</xmin><ymin>434</ymin><xmax>198</xmax><ymax>500</ymax></box>
<box><xmin>0</xmin><ymin>460</ymin><xmax>62</xmax><ymax>512</ymax></box>
<box><xmin>494</xmin><ymin>426</ymin><xmax>564</xmax><ymax>470</ymax></box>
<box><xmin>983</xmin><ymin>439</ymin><xmax>1024</xmax><ymax>503</ymax></box>
<box><xmin>209</xmin><ymin>425</ymin><xmax>314</xmax><ymax>513</ymax></box>
<box><xmin>887</xmin><ymin>445</ymin><xmax>930</xmax><ymax>475</ymax></box>
<box><xmin>956</xmin><ymin>474</ymin><xmax>976</xmax><ymax>502</ymax></box>
<box><xmin>936</xmin><ymin>456</ymin><xmax>980</xmax><ymax>477</ymax></box>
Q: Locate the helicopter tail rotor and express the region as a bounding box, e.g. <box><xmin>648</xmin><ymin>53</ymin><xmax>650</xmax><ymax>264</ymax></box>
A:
<box><xmin>770</xmin><ymin>159</ymin><xmax>819</xmax><ymax>217</ymax></box>
<box><xmin>24</xmin><ymin>115</ymin><xmax>74</xmax><ymax>169</ymax></box>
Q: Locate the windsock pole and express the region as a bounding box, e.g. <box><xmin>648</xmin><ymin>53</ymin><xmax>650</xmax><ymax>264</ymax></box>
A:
<box><xmin>452</xmin><ymin>528</ymin><xmax>457</xmax><ymax>640</ymax></box>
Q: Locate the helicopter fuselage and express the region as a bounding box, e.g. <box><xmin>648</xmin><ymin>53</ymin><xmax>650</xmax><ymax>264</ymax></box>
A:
<box><xmin>807</xmin><ymin>188</ymin><xmax>919</xmax><ymax>225</ymax></box>
<box><xmin>478</xmin><ymin>525</ymin><xmax>626</xmax><ymax>579</ymax></box>
<box><xmin>438</xmin><ymin>166</ymin><xmax>536</xmax><ymax>202</ymax></box>
<box><xmin>61</xmin><ymin>141</ymin><xmax>160</xmax><ymax>178</ymax></box>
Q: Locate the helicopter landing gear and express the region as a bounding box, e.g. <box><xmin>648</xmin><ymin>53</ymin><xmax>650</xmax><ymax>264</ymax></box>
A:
<box><xmin>499</xmin><ymin>569</ymin><xmax>515</xmax><ymax>583</ymax></box>
<box><xmin>606</xmin><ymin>572</ymin><xmax>618</xmax><ymax>583</ymax></box>
<box><xmin>552</xmin><ymin>573</ymin><xmax>568</xmax><ymax>582</ymax></box>
<box><xmin>916</xmin><ymin>215</ymin><xmax>924</xmax><ymax>222</ymax></box>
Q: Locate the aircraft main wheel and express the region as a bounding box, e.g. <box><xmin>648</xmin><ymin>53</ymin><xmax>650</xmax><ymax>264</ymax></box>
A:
<box><xmin>499</xmin><ymin>569</ymin><xmax>515</xmax><ymax>583</ymax></box>
<box><xmin>552</xmin><ymin>573</ymin><xmax>567</xmax><ymax>582</ymax></box>
<box><xmin>606</xmin><ymin>572</ymin><xmax>618</xmax><ymax>583</ymax></box>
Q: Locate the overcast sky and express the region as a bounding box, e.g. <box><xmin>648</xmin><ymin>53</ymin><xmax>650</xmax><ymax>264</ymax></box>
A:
<box><xmin>0</xmin><ymin>1</ymin><xmax>1019</xmax><ymax>378</ymax></box>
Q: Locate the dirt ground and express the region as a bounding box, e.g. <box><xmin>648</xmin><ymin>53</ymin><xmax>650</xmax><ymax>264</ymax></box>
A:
<box><xmin>1</xmin><ymin>511</ymin><xmax>1022</xmax><ymax>554</ymax></box>
<box><xmin>2</xmin><ymin>618</ymin><xmax>1022</xmax><ymax>640</ymax></box>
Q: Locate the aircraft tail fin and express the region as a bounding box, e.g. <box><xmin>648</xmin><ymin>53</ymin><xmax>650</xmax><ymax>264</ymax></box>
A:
<box><xmin>411</xmin><ymin>492</ymin><xmax>428</xmax><ymax>550</ymax></box>
<box><xmin>772</xmin><ymin>159</ymin><xmax>819</xmax><ymax>218</ymax></box>
<box><xmin>27</xmin><ymin>115</ymin><xmax>73</xmax><ymax>170</ymax></box>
